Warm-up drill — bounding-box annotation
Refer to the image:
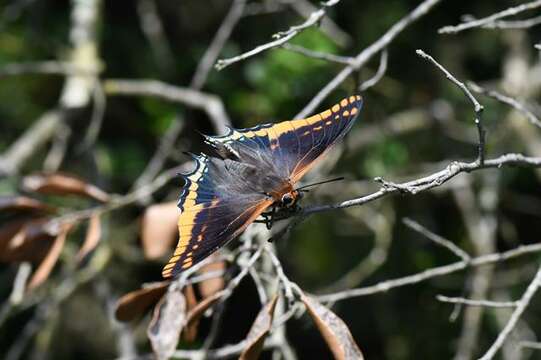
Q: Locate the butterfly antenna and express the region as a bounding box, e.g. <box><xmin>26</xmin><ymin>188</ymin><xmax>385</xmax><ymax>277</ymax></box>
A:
<box><xmin>296</xmin><ymin>176</ymin><xmax>345</xmax><ymax>191</ymax></box>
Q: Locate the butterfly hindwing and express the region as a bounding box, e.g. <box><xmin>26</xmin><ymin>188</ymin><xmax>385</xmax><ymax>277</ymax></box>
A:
<box><xmin>163</xmin><ymin>155</ymin><xmax>274</xmax><ymax>278</ymax></box>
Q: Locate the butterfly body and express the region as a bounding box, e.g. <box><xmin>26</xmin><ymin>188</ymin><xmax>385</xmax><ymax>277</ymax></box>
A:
<box><xmin>162</xmin><ymin>95</ymin><xmax>363</xmax><ymax>278</ymax></box>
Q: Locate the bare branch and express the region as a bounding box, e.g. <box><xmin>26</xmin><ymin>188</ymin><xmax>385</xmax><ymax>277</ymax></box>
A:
<box><xmin>131</xmin><ymin>117</ymin><xmax>185</xmax><ymax>193</ymax></box>
<box><xmin>304</xmin><ymin>153</ymin><xmax>541</xmax><ymax>216</ymax></box>
<box><xmin>519</xmin><ymin>341</ymin><xmax>541</xmax><ymax>350</ymax></box>
<box><xmin>264</xmin><ymin>247</ymin><xmax>296</xmax><ymax>306</ymax></box>
<box><xmin>416</xmin><ymin>49</ymin><xmax>485</xmax><ymax>164</ymax></box>
<box><xmin>44</xmin><ymin>165</ymin><xmax>185</xmax><ymax>234</ymax></box>
<box><xmin>171</xmin><ymin>338</ymin><xmax>280</xmax><ymax>359</ymax></box>
<box><xmin>485</xmin><ymin>15</ymin><xmax>541</xmax><ymax>29</ymax></box>
<box><xmin>439</xmin><ymin>0</ymin><xmax>541</xmax><ymax>34</ymax></box>
<box><xmin>478</xmin><ymin>265</ymin><xmax>541</xmax><ymax>360</ymax></box>
<box><xmin>317</xmin><ymin>243</ymin><xmax>541</xmax><ymax>303</ymax></box>
<box><xmin>436</xmin><ymin>295</ymin><xmax>518</xmax><ymax>308</ymax></box>
<box><xmin>359</xmin><ymin>49</ymin><xmax>388</xmax><ymax>91</ymax></box>
<box><xmin>0</xmin><ymin>61</ymin><xmax>91</xmax><ymax>77</ymax></box>
<box><xmin>0</xmin><ymin>0</ymin><xmax>101</xmax><ymax>176</ymax></box>
<box><xmin>284</xmin><ymin>0</ymin><xmax>352</xmax><ymax>47</ymax></box>
<box><xmin>402</xmin><ymin>218</ymin><xmax>471</xmax><ymax>262</ymax></box>
<box><xmin>0</xmin><ymin>110</ymin><xmax>65</xmax><ymax>176</ymax></box>
<box><xmin>81</xmin><ymin>80</ymin><xmax>107</xmax><ymax>150</ymax></box>
<box><xmin>297</xmin><ymin>0</ymin><xmax>443</xmax><ymax>118</ymax></box>
<box><xmin>43</xmin><ymin>122</ymin><xmax>71</xmax><ymax>173</ymax></box>
<box><xmin>215</xmin><ymin>0</ymin><xmax>342</xmax><ymax>70</ymax></box>
<box><xmin>281</xmin><ymin>43</ymin><xmax>354</xmax><ymax>65</ymax></box>
<box><xmin>191</xmin><ymin>0</ymin><xmax>247</xmax><ymax>89</ymax></box>
<box><xmin>103</xmin><ymin>79</ymin><xmax>231</xmax><ymax>134</ymax></box>
<box><xmin>136</xmin><ymin>0</ymin><xmax>174</xmax><ymax>72</ymax></box>
<box><xmin>469</xmin><ymin>82</ymin><xmax>541</xmax><ymax>130</ymax></box>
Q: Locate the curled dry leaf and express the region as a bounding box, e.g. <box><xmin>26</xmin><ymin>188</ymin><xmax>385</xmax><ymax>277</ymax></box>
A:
<box><xmin>184</xmin><ymin>288</ymin><xmax>228</xmax><ymax>333</ymax></box>
<box><xmin>147</xmin><ymin>285</ymin><xmax>186</xmax><ymax>360</ymax></box>
<box><xmin>141</xmin><ymin>201</ymin><xmax>179</xmax><ymax>259</ymax></box>
<box><xmin>197</xmin><ymin>258</ymin><xmax>226</xmax><ymax>299</ymax></box>
<box><xmin>301</xmin><ymin>294</ymin><xmax>364</xmax><ymax>360</ymax></box>
<box><xmin>0</xmin><ymin>196</ymin><xmax>54</xmax><ymax>214</ymax></box>
<box><xmin>76</xmin><ymin>213</ymin><xmax>102</xmax><ymax>263</ymax></box>
<box><xmin>239</xmin><ymin>294</ymin><xmax>279</xmax><ymax>360</ymax></box>
<box><xmin>27</xmin><ymin>222</ymin><xmax>73</xmax><ymax>290</ymax></box>
<box><xmin>115</xmin><ymin>281</ymin><xmax>170</xmax><ymax>322</ymax></box>
<box><xmin>0</xmin><ymin>218</ymin><xmax>55</xmax><ymax>263</ymax></box>
<box><xmin>22</xmin><ymin>172</ymin><xmax>110</xmax><ymax>202</ymax></box>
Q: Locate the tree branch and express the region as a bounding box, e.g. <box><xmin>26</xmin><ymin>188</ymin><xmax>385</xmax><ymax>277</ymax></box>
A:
<box><xmin>439</xmin><ymin>0</ymin><xmax>541</xmax><ymax>34</ymax></box>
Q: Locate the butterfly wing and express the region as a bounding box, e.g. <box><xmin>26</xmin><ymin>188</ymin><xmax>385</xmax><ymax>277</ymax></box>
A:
<box><xmin>205</xmin><ymin>95</ymin><xmax>363</xmax><ymax>183</ymax></box>
<box><xmin>164</xmin><ymin>95</ymin><xmax>362</xmax><ymax>278</ymax></box>
<box><xmin>162</xmin><ymin>154</ymin><xmax>273</xmax><ymax>278</ymax></box>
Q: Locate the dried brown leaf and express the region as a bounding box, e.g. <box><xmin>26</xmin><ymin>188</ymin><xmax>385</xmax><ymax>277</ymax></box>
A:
<box><xmin>76</xmin><ymin>214</ymin><xmax>102</xmax><ymax>263</ymax></box>
<box><xmin>197</xmin><ymin>259</ymin><xmax>226</xmax><ymax>299</ymax></box>
<box><xmin>301</xmin><ymin>294</ymin><xmax>364</xmax><ymax>360</ymax></box>
<box><xmin>27</xmin><ymin>223</ymin><xmax>73</xmax><ymax>290</ymax></box>
<box><xmin>182</xmin><ymin>284</ymin><xmax>199</xmax><ymax>342</ymax></box>
<box><xmin>141</xmin><ymin>201</ymin><xmax>179</xmax><ymax>259</ymax></box>
<box><xmin>147</xmin><ymin>286</ymin><xmax>186</xmax><ymax>360</ymax></box>
<box><xmin>185</xmin><ymin>289</ymin><xmax>228</xmax><ymax>328</ymax></box>
<box><xmin>239</xmin><ymin>294</ymin><xmax>279</xmax><ymax>360</ymax></box>
<box><xmin>115</xmin><ymin>281</ymin><xmax>170</xmax><ymax>322</ymax></box>
<box><xmin>0</xmin><ymin>196</ymin><xmax>54</xmax><ymax>213</ymax></box>
<box><xmin>0</xmin><ymin>218</ymin><xmax>55</xmax><ymax>263</ymax></box>
<box><xmin>22</xmin><ymin>172</ymin><xmax>110</xmax><ymax>202</ymax></box>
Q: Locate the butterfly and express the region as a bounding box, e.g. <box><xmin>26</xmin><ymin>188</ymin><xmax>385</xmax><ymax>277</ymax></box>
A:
<box><xmin>162</xmin><ymin>95</ymin><xmax>363</xmax><ymax>278</ymax></box>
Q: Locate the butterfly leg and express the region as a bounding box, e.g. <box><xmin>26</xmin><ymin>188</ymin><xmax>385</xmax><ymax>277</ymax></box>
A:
<box><xmin>254</xmin><ymin>204</ymin><xmax>277</xmax><ymax>229</ymax></box>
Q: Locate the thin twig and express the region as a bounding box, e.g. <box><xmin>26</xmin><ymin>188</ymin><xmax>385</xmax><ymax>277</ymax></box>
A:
<box><xmin>303</xmin><ymin>153</ymin><xmax>541</xmax><ymax>216</ymax></box>
<box><xmin>131</xmin><ymin>116</ymin><xmax>185</xmax><ymax>195</ymax></box>
<box><xmin>81</xmin><ymin>80</ymin><xmax>107</xmax><ymax>150</ymax></box>
<box><xmin>436</xmin><ymin>295</ymin><xmax>518</xmax><ymax>308</ymax></box>
<box><xmin>281</xmin><ymin>43</ymin><xmax>354</xmax><ymax>65</ymax></box>
<box><xmin>171</xmin><ymin>338</ymin><xmax>280</xmax><ymax>359</ymax></box>
<box><xmin>416</xmin><ymin>49</ymin><xmax>485</xmax><ymax>164</ymax></box>
<box><xmin>285</xmin><ymin>0</ymin><xmax>352</xmax><ymax>47</ymax></box>
<box><xmin>439</xmin><ymin>0</ymin><xmax>541</xmax><ymax>34</ymax></box>
<box><xmin>0</xmin><ymin>61</ymin><xmax>93</xmax><ymax>77</ymax></box>
<box><xmin>191</xmin><ymin>0</ymin><xmax>247</xmax><ymax>88</ymax></box>
<box><xmin>403</xmin><ymin>218</ymin><xmax>471</xmax><ymax>262</ymax></box>
<box><xmin>519</xmin><ymin>341</ymin><xmax>541</xmax><ymax>350</ymax></box>
<box><xmin>264</xmin><ymin>247</ymin><xmax>296</xmax><ymax>306</ymax></box>
<box><xmin>486</xmin><ymin>15</ymin><xmax>541</xmax><ymax>29</ymax></box>
<box><xmin>0</xmin><ymin>263</ymin><xmax>32</xmax><ymax>328</ymax></box>
<box><xmin>103</xmin><ymin>79</ymin><xmax>231</xmax><ymax>134</ymax></box>
<box><xmin>44</xmin><ymin>165</ymin><xmax>184</xmax><ymax>234</ymax></box>
<box><xmin>469</xmin><ymin>82</ymin><xmax>541</xmax><ymax>130</ymax></box>
<box><xmin>42</xmin><ymin>122</ymin><xmax>71</xmax><ymax>172</ymax></box>
<box><xmin>297</xmin><ymin>0</ymin><xmax>443</xmax><ymax>118</ymax></box>
<box><xmin>0</xmin><ymin>109</ymin><xmax>65</xmax><ymax>176</ymax></box>
<box><xmin>478</xmin><ymin>265</ymin><xmax>541</xmax><ymax>360</ymax></box>
<box><xmin>215</xmin><ymin>0</ymin><xmax>342</xmax><ymax>70</ymax></box>
<box><xmin>359</xmin><ymin>49</ymin><xmax>389</xmax><ymax>91</ymax></box>
<box><xmin>136</xmin><ymin>0</ymin><xmax>174</xmax><ymax>72</ymax></box>
<box><xmin>317</xmin><ymin>243</ymin><xmax>541</xmax><ymax>303</ymax></box>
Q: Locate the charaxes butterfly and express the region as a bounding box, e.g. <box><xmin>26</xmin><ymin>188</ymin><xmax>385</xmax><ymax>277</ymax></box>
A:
<box><xmin>162</xmin><ymin>95</ymin><xmax>363</xmax><ymax>278</ymax></box>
